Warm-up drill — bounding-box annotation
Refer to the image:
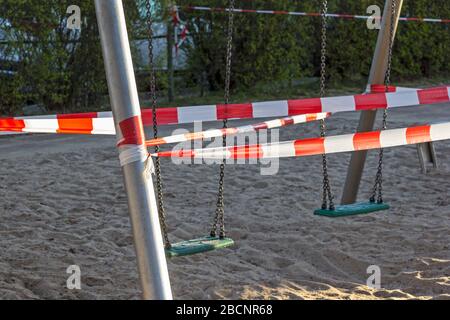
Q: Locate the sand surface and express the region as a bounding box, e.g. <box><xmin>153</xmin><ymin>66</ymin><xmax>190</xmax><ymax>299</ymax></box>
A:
<box><xmin>0</xmin><ymin>103</ymin><xmax>449</xmax><ymax>300</ymax></box>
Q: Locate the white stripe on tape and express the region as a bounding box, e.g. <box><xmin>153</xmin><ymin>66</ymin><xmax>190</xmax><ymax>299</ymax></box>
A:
<box><xmin>203</xmin><ymin>129</ymin><xmax>224</xmax><ymax>139</ymax></box>
<box><xmin>252</xmin><ymin>100</ymin><xmax>288</xmax><ymax>118</ymax></box>
<box><xmin>380</xmin><ymin>128</ymin><xmax>407</xmax><ymax>148</ymax></box>
<box><xmin>119</xmin><ymin>145</ymin><xmax>148</xmax><ymax>166</ymax></box>
<box><xmin>178</xmin><ymin>105</ymin><xmax>217</xmax><ymax>123</ymax></box>
<box><xmin>321</xmin><ymin>95</ymin><xmax>355</xmax><ymax>113</ymax></box>
<box><xmin>262</xmin><ymin>141</ymin><xmax>296</xmax><ymax>158</ymax></box>
<box><xmin>430</xmin><ymin>123</ymin><xmax>450</xmax><ymax>141</ymax></box>
<box><xmin>292</xmin><ymin>115</ymin><xmax>307</xmax><ymax>123</ymax></box>
<box><xmin>237</xmin><ymin>125</ymin><xmax>255</xmax><ymax>133</ymax></box>
<box><xmin>200</xmin><ymin>147</ymin><xmax>231</xmax><ymax>159</ymax></box>
<box><xmin>387</xmin><ymin>91</ymin><xmax>420</xmax><ymax>108</ymax></box>
<box><xmin>324</xmin><ymin>133</ymin><xmax>355</xmax><ymax>154</ymax></box>
<box><xmin>92</xmin><ymin>118</ymin><xmax>115</xmax><ymax>135</ymax></box>
<box><xmin>265</xmin><ymin>119</ymin><xmax>283</xmax><ymax>129</ymax></box>
<box><xmin>22</xmin><ymin>119</ymin><xmax>58</xmax><ymax>133</ymax></box>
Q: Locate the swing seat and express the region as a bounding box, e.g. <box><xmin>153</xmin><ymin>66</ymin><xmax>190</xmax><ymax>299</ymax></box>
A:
<box><xmin>314</xmin><ymin>202</ymin><xmax>389</xmax><ymax>217</ymax></box>
<box><xmin>165</xmin><ymin>236</ymin><xmax>234</xmax><ymax>258</ymax></box>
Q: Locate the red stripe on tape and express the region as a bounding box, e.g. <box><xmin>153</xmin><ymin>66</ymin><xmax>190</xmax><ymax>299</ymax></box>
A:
<box><xmin>252</xmin><ymin>123</ymin><xmax>269</xmax><ymax>130</ymax></box>
<box><xmin>217</xmin><ymin>103</ymin><xmax>253</xmax><ymax>120</ymax></box>
<box><xmin>0</xmin><ymin>118</ymin><xmax>25</xmax><ymax>131</ymax></box>
<box><xmin>417</xmin><ymin>87</ymin><xmax>450</xmax><ymax>105</ymax></box>
<box><xmin>294</xmin><ymin>138</ymin><xmax>325</xmax><ymax>156</ymax></box>
<box><xmin>305</xmin><ymin>114</ymin><xmax>317</xmax><ymax>122</ymax></box>
<box><xmin>230</xmin><ymin>144</ymin><xmax>263</xmax><ymax>159</ymax></box>
<box><xmin>273</xmin><ymin>11</ymin><xmax>288</xmax><ymax>15</ymax></box>
<box><xmin>370</xmin><ymin>85</ymin><xmax>396</xmax><ymax>93</ymax></box>
<box><xmin>142</xmin><ymin>108</ymin><xmax>179</xmax><ymax>125</ymax></box>
<box><xmin>57</xmin><ymin>118</ymin><xmax>94</xmax><ymax>134</ymax></box>
<box><xmin>355</xmin><ymin>93</ymin><xmax>387</xmax><ymax>111</ymax></box>
<box><xmin>146</xmin><ymin>138</ymin><xmax>166</xmax><ymax>147</ymax></box>
<box><xmin>288</xmin><ymin>98</ymin><xmax>322</xmax><ymax>115</ymax></box>
<box><xmin>353</xmin><ymin>132</ymin><xmax>381</xmax><ymax>150</ymax></box>
<box><xmin>406</xmin><ymin>125</ymin><xmax>431</xmax><ymax>144</ymax></box>
<box><xmin>117</xmin><ymin>115</ymin><xmax>144</xmax><ymax>147</ymax></box>
<box><xmin>158</xmin><ymin>150</ymin><xmax>195</xmax><ymax>158</ymax></box>
<box><xmin>282</xmin><ymin>118</ymin><xmax>295</xmax><ymax>126</ymax></box>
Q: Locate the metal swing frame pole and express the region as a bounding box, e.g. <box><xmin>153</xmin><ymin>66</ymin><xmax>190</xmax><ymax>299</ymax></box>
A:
<box><xmin>94</xmin><ymin>0</ymin><xmax>172</xmax><ymax>300</ymax></box>
<box><xmin>341</xmin><ymin>0</ymin><xmax>404</xmax><ymax>205</ymax></box>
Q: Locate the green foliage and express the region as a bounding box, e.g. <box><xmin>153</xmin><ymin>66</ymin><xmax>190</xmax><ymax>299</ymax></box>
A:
<box><xmin>177</xmin><ymin>0</ymin><xmax>450</xmax><ymax>93</ymax></box>
<box><xmin>0</xmin><ymin>0</ymin><xmax>141</xmax><ymax>115</ymax></box>
<box><xmin>1</xmin><ymin>0</ymin><xmax>449</xmax><ymax>116</ymax></box>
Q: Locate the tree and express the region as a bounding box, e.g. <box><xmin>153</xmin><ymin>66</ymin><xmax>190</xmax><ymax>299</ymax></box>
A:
<box><xmin>0</xmin><ymin>0</ymin><xmax>141</xmax><ymax>115</ymax></box>
<box><xmin>178</xmin><ymin>0</ymin><xmax>450</xmax><ymax>94</ymax></box>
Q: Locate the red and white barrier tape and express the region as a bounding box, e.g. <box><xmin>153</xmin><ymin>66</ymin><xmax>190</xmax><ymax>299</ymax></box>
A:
<box><xmin>178</xmin><ymin>6</ymin><xmax>450</xmax><ymax>24</ymax></box>
<box><xmin>116</xmin><ymin>115</ymin><xmax>148</xmax><ymax>167</ymax></box>
<box><xmin>171</xmin><ymin>6</ymin><xmax>189</xmax><ymax>54</ymax></box>
<box><xmin>153</xmin><ymin>122</ymin><xmax>450</xmax><ymax>160</ymax></box>
<box><xmin>1</xmin><ymin>85</ymin><xmax>448</xmax><ymax>133</ymax></box>
<box><xmin>0</xmin><ymin>112</ymin><xmax>115</xmax><ymax>135</ymax></box>
<box><xmin>143</xmin><ymin>87</ymin><xmax>450</xmax><ymax>124</ymax></box>
<box><xmin>146</xmin><ymin>85</ymin><xmax>449</xmax><ymax>125</ymax></box>
<box><xmin>146</xmin><ymin>112</ymin><xmax>330</xmax><ymax>147</ymax></box>
<box><xmin>144</xmin><ymin>86</ymin><xmax>412</xmax><ymax>146</ymax></box>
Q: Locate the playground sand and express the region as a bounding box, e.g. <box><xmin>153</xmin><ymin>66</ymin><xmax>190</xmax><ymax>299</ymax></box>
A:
<box><xmin>0</xmin><ymin>103</ymin><xmax>449</xmax><ymax>300</ymax></box>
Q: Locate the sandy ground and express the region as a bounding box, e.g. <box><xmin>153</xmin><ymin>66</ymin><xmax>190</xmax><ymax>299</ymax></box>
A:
<box><xmin>0</xmin><ymin>103</ymin><xmax>449</xmax><ymax>300</ymax></box>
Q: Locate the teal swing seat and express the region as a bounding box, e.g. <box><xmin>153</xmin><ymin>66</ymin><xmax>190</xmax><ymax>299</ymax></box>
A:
<box><xmin>314</xmin><ymin>202</ymin><xmax>389</xmax><ymax>218</ymax></box>
<box><xmin>165</xmin><ymin>236</ymin><xmax>235</xmax><ymax>258</ymax></box>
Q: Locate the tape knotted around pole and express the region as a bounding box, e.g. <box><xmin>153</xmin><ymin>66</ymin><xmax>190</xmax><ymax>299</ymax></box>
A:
<box><xmin>116</xmin><ymin>115</ymin><xmax>151</xmax><ymax>171</ymax></box>
<box><xmin>119</xmin><ymin>144</ymin><xmax>149</xmax><ymax>166</ymax></box>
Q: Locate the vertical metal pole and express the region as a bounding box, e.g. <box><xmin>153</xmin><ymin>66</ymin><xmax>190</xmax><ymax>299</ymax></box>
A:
<box><xmin>341</xmin><ymin>0</ymin><xmax>404</xmax><ymax>204</ymax></box>
<box><xmin>95</xmin><ymin>0</ymin><xmax>172</xmax><ymax>300</ymax></box>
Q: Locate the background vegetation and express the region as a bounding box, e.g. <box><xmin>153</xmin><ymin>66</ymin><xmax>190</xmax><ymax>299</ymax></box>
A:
<box><xmin>0</xmin><ymin>0</ymin><xmax>449</xmax><ymax>115</ymax></box>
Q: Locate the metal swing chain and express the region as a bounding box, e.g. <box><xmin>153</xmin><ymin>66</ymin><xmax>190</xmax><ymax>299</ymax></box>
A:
<box><xmin>211</xmin><ymin>0</ymin><xmax>235</xmax><ymax>239</ymax></box>
<box><xmin>146</xmin><ymin>0</ymin><xmax>171</xmax><ymax>248</ymax></box>
<box><xmin>370</xmin><ymin>0</ymin><xmax>397</xmax><ymax>204</ymax></box>
<box><xmin>319</xmin><ymin>0</ymin><xmax>335</xmax><ymax>211</ymax></box>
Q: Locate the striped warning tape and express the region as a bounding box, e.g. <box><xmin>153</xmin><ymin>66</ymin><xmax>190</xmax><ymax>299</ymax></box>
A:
<box><xmin>1</xmin><ymin>85</ymin><xmax>448</xmax><ymax>133</ymax></box>
<box><xmin>178</xmin><ymin>6</ymin><xmax>450</xmax><ymax>24</ymax></box>
<box><xmin>145</xmin><ymin>112</ymin><xmax>330</xmax><ymax>147</ymax></box>
<box><xmin>152</xmin><ymin>122</ymin><xmax>450</xmax><ymax>160</ymax></box>
<box><xmin>0</xmin><ymin>112</ymin><xmax>115</xmax><ymax>135</ymax></box>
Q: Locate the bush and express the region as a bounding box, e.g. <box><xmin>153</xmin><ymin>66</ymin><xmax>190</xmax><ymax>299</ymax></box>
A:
<box><xmin>178</xmin><ymin>0</ymin><xmax>450</xmax><ymax>92</ymax></box>
<box><xmin>0</xmin><ymin>0</ymin><xmax>141</xmax><ymax>115</ymax></box>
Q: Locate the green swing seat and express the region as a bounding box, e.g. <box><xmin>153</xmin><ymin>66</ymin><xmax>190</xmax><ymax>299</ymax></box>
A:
<box><xmin>165</xmin><ymin>236</ymin><xmax>234</xmax><ymax>258</ymax></box>
<box><xmin>314</xmin><ymin>202</ymin><xmax>389</xmax><ymax>218</ymax></box>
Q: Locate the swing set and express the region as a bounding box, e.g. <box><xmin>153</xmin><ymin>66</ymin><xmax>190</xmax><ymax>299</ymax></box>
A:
<box><xmin>145</xmin><ymin>0</ymin><xmax>399</xmax><ymax>257</ymax></box>
<box><xmin>1</xmin><ymin>0</ymin><xmax>448</xmax><ymax>300</ymax></box>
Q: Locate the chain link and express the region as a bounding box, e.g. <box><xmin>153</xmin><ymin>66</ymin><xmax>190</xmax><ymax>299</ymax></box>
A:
<box><xmin>370</xmin><ymin>0</ymin><xmax>396</xmax><ymax>204</ymax></box>
<box><xmin>146</xmin><ymin>0</ymin><xmax>171</xmax><ymax>248</ymax></box>
<box><xmin>319</xmin><ymin>0</ymin><xmax>335</xmax><ymax>211</ymax></box>
<box><xmin>211</xmin><ymin>0</ymin><xmax>235</xmax><ymax>239</ymax></box>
